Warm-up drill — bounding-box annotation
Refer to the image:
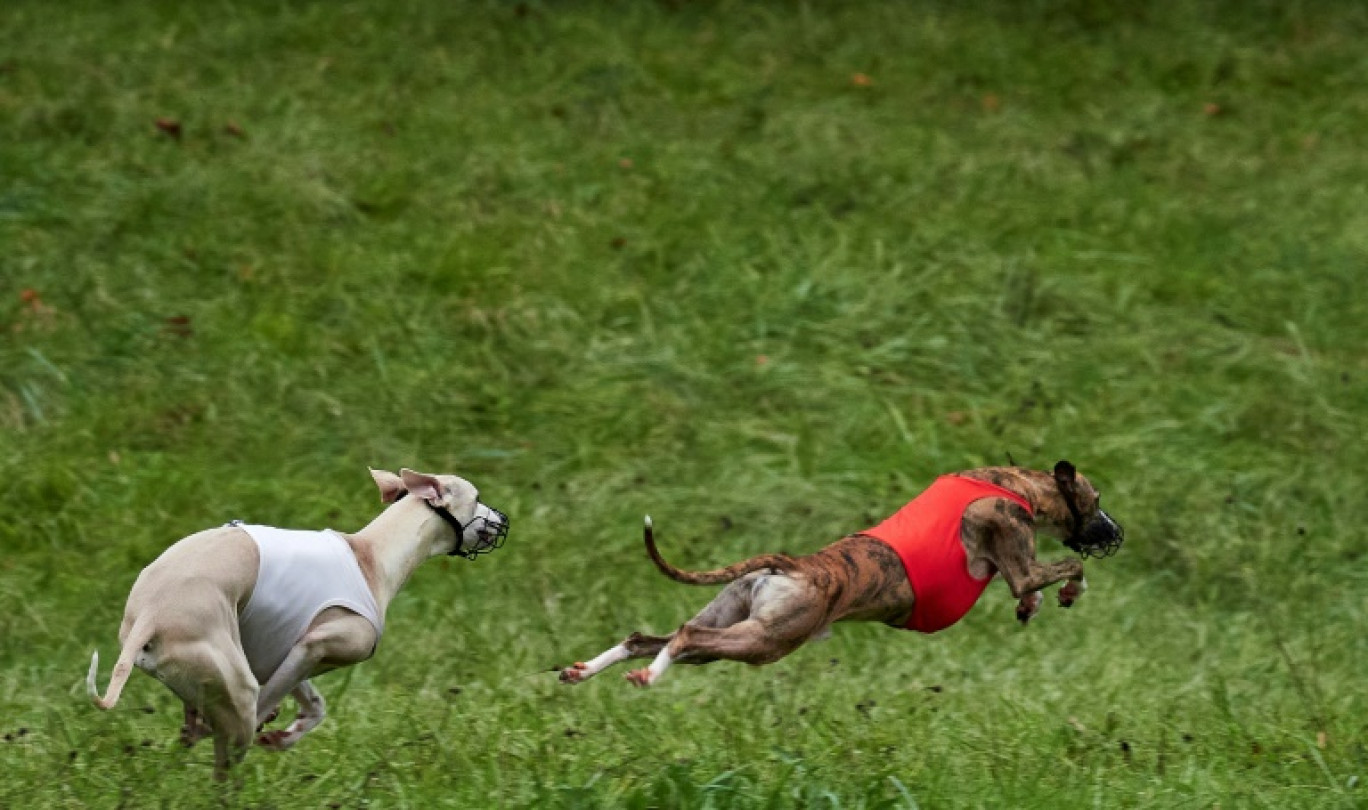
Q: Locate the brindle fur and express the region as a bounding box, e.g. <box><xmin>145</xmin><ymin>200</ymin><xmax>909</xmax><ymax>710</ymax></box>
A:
<box><xmin>559</xmin><ymin>464</ymin><xmax>1114</xmax><ymax>687</ymax></box>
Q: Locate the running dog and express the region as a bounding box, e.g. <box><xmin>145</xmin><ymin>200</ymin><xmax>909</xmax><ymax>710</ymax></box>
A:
<box><xmin>87</xmin><ymin>468</ymin><xmax>509</xmax><ymax>779</ymax></box>
<box><xmin>559</xmin><ymin>461</ymin><xmax>1121</xmax><ymax>687</ymax></box>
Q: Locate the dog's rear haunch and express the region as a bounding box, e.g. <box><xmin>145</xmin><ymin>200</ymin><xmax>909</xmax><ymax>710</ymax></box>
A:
<box><xmin>87</xmin><ymin>468</ymin><xmax>508</xmax><ymax>780</ymax></box>
<box><xmin>559</xmin><ymin>461</ymin><xmax>1122</xmax><ymax>687</ymax></box>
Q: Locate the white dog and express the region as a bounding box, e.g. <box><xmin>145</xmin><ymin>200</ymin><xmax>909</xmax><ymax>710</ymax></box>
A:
<box><xmin>87</xmin><ymin>468</ymin><xmax>508</xmax><ymax>779</ymax></box>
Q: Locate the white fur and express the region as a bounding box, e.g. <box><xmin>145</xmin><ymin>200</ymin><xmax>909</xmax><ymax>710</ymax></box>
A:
<box><xmin>86</xmin><ymin>468</ymin><xmax>504</xmax><ymax>779</ymax></box>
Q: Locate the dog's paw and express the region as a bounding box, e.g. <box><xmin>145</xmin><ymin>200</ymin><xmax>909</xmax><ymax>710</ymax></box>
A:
<box><xmin>625</xmin><ymin>669</ymin><xmax>654</xmax><ymax>688</ymax></box>
<box><xmin>1058</xmin><ymin>579</ymin><xmax>1087</xmax><ymax>608</ymax></box>
<box><xmin>559</xmin><ymin>663</ymin><xmax>589</xmax><ymax>684</ymax></box>
<box><xmin>255</xmin><ymin>730</ymin><xmax>296</xmax><ymax>751</ymax></box>
<box><xmin>1015</xmin><ymin>603</ymin><xmax>1034</xmax><ymax>624</ymax></box>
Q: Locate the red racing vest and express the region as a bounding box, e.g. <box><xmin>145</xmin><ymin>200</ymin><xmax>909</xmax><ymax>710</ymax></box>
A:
<box><xmin>861</xmin><ymin>475</ymin><xmax>1033</xmax><ymax>634</ymax></box>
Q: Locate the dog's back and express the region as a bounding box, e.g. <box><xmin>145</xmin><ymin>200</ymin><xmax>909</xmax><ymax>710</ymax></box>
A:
<box><xmin>125</xmin><ymin>526</ymin><xmax>259</xmax><ymax>619</ymax></box>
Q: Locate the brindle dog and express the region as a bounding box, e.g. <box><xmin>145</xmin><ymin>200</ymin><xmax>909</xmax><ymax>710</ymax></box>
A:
<box><xmin>559</xmin><ymin>461</ymin><xmax>1122</xmax><ymax>687</ymax></box>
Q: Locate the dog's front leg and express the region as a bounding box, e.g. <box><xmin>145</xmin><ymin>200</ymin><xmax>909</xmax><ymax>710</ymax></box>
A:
<box><xmin>996</xmin><ymin>555</ymin><xmax>1085</xmax><ymax>619</ymax></box>
<box><xmin>1057</xmin><ymin>576</ymin><xmax>1087</xmax><ymax>608</ymax></box>
<box><xmin>1015</xmin><ymin>591</ymin><xmax>1043</xmax><ymax>624</ymax></box>
<box><xmin>254</xmin><ymin>612</ymin><xmax>376</xmax><ymax>748</ymax></box>
<box><xmin>257</xmin><ymin>681</ymin><xmax>325</xmax><ymax>750</ymax></box>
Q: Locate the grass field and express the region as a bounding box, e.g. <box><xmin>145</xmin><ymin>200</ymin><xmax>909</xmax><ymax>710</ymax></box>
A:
<box><xmin>3</xmin><ymin>0</ymin><xmax>1367</xmax><ymax>807</ymax></box>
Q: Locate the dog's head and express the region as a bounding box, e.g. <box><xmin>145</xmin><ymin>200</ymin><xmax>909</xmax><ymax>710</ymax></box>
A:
<box><xmin>1045</xmin><ymin>460</ymin><xmax>1123</xmax><ymax>558</ymax></box>
<box><xmin>369</xmin><ymin>468</ymin><xmax>509</xmax><ymax>559</ymax></box>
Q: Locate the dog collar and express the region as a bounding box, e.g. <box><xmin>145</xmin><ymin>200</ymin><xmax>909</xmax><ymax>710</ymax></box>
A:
<box><xmin>393</xmin><ymin>491</ymin><xmax>509</xmax><ymax>560</ymax></box>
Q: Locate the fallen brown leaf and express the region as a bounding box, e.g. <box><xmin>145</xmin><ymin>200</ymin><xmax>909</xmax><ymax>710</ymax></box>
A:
<box><xmin>155</xmin><ymin>118</ymin><xmax>182</xmax><ymax>139</ymax></box>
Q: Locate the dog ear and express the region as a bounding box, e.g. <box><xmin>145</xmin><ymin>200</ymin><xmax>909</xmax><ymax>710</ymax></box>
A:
<box><xmin>369</xmin><ymin>468</ymin><xmax>406</xmax><ymax>503</ymax></box>
<box><xmin>399</xmin><ymin>468</ymin><xmax>446</xmax><ymax>503</ymax></box>
<box><xmin>1053</xmin><ymin>460</ymin><xmax>1077</xmax><ymax>487</ymax></box>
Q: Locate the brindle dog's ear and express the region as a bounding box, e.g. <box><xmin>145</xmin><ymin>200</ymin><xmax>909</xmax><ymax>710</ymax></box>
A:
<box><xmin>1053</xmin><ymin>460</ymin><xmax>1077</xmax><ymax>488</ymax></box>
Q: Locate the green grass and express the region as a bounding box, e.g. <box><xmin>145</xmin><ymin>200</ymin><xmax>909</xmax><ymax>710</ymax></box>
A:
<box><xmin>3</xmin><ymin>0</ymin><xmax>1367</xmax><ymax>806</ymax></box>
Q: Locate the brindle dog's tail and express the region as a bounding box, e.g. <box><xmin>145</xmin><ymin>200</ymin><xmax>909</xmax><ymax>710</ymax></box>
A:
<box><xmin>643</xmin><ymin>516</ymin><xmax>795</xmax><ymax>585</ymax></box>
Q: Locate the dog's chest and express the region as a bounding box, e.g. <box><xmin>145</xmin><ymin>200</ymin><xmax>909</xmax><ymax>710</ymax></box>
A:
<box><xmin>233</xmin><ymin>525</ymin><xmax>383</xmax><ymax>682</ymax></box>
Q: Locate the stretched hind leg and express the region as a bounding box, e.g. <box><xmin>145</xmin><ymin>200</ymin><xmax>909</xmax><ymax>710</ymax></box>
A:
<box><xmin>627</xmin><ymin>575</ymin><xmax>826</xmax><ymax>687</ymax></box>
<box><xmin>560</xmin><ymin>576</ymin><xmax>758</xmax><ymax>684</ymax></box>
<box><xmin>559</xmin><ymin>632</ymin><xmax>673</xmax><ymax>683</ymax></box>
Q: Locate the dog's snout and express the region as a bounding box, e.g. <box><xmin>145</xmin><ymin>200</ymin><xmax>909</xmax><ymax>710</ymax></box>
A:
<box><xmin>465</xmin><ymin>503</ymin><xmax>509</xmax><ymax>555</ymax></box>
<box><xmin>479</xmin><ymin>504</ymin><xmax>508</xmax><ymax>532</ymax></box>
<box><xmin>1074</xmin><ymin>510</ymin><xmax>1124</xmax><ymax>558</ymax></box>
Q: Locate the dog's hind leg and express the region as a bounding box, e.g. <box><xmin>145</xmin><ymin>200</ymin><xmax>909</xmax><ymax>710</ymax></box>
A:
<box><xmin>627</xmin><ymin>576</ymin><xmax>826</xmax><ymax>687</ymax></box>
<box><xmin>207</xmin><ymin>697</ymin><xmax>256</xmax><ymax>782</ymax></box>
<box><xmin>561</xmin><ymin>576</ymin><xmax>760</xmax><ymax>684</ymax></box>
<box><xmin>560</xmin><ymin>632</ymin><xmax>673</xmax><ymax>684</ymax></box>
<box><xmin>626</xmin><ymin>618</ymin><xmax>808</xmax><ymax>687</ymax></box>
<box><xmin>180</xmin><ymin>702</ymin><xmax>211</xmax><ymax>747</ymax></box>
<box><xmin>171</xmin><ymin>642</ymin><xmax>256</xmax><ymax>781</ymax></box>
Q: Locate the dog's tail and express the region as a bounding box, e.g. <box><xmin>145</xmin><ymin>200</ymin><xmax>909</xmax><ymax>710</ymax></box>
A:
<box><xmin>643</xmin><ymin>515</ymin><xmax>796</xmax><ymax>585</ymax></box>
<box><xmin>87</xmin><ymin>621</ymin><xmax>153</xmax><ymax>710</ymax></box>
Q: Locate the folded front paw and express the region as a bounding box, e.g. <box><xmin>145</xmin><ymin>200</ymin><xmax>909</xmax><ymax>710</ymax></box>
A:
<box><xmin>1058</xmin><ymin>578</ymin><xmax>1087</xmax><ymax>608</ymax></box>
<box><xmin>256</xmin><ymin>730</ymin><xmax>294</xmax><ymax>751</ymax></box>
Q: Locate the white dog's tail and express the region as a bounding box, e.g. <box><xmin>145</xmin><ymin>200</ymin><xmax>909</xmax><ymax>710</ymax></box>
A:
<box><xmin>87</xmin><ymin>623</ymin><xmax>153</xmax><ymax>710</ymax></box>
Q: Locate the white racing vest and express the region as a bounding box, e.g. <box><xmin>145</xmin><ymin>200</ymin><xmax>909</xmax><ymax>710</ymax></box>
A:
<box><xmin>234</xmin><ymin>523</ymin><xmax>384</xmax><ymax>683</ymax></box>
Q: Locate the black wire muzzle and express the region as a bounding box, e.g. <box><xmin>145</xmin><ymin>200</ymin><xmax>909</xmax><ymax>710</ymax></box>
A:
<box><xmin>394</xmin><ymin>490</ymin><xmax>509</xmax><ymax>559</ymax></box>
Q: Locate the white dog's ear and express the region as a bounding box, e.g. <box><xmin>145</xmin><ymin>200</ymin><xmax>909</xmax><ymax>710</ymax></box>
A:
<box><xmin>399</xmin><ymin>468</ymin><xmax>445</xmax><ymax>503</ymax></box>
<box><xmin>370</xmin><ymin>468</ymin><xmax>407</xmax><ymax>503</ymax></box>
